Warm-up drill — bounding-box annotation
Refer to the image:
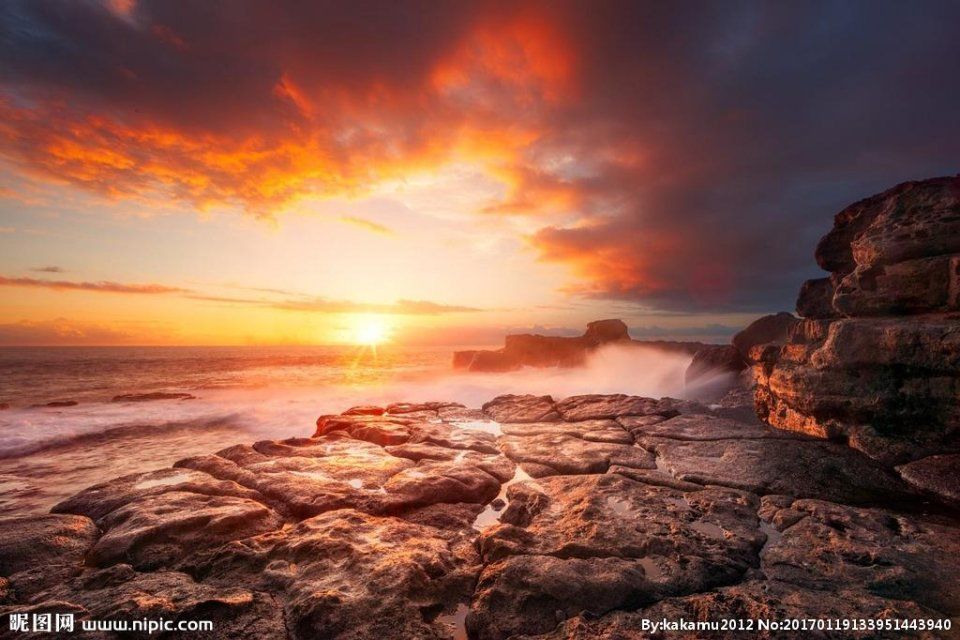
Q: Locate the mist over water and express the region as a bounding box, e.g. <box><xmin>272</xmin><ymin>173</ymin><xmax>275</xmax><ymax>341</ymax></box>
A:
<box><xmin>0</xmin><ymin>344</ymin><xmax>698</xmax><ymax>515</ymax></box>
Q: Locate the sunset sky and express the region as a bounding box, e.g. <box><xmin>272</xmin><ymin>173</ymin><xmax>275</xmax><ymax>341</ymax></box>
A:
<box><xmin>0</xmin><ymin>0</ymin><xmax>958</xmax><ymax>346</ymax></box>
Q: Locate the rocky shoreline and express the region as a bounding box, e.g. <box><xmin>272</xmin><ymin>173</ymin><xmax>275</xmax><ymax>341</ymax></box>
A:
<box><xmin>1</xmin><ymin>392</ymin><xmax>957</xmax><ymax>639</ymax></box>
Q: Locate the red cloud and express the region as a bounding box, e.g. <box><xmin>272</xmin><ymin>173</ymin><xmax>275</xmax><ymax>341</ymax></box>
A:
<box><xmin>1</xmin><ymin>1</ymin><xmax>958</xmax><ymax>312</ymax></box>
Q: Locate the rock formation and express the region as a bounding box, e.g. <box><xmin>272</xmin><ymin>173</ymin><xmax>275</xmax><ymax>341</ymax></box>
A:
<box><xmin>752</xmin><ymin>176</ymin><xmax>960</xmax><ymax>505</ymax></box>
<box><xmin>2</xmin><ymin>393</ymin><xmax>957</xmax><ymax>638</ymax></box>
<box><xmin>684</xmin><ymin>312</ymin><xmax>798</xmax><ymax>395</ymax></box>
<box><xmin>454</xmin><ymin>319</ymin><xmax>708</xmax><ymax>372</ymax></box>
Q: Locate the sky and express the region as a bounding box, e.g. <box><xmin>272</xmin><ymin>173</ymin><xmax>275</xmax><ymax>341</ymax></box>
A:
<box><xmin>0</xmin><ymin>0</ymin><xmax>958</xmax><ymax>346</ymax></box>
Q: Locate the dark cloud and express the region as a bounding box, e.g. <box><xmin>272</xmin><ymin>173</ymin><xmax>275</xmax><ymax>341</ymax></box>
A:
<box><xmin>0</xmin><ymin>275</ymin><xmax>185</xmax><ymax>294</ymax></box>
<box><xmin>1</xmin><ymin>0</ymin><xmax>958</xmax><ymax>311</ymax></box>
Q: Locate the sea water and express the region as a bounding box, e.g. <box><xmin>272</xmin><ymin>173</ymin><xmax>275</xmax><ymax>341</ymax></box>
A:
<box><xmin>0</xmin><ymin>344</ymin><xmax>694</xmax><ymax>515</ymax></box>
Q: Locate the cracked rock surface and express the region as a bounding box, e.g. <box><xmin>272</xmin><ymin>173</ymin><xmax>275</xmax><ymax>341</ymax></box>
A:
<box><xmin>1</xmin><ymin>393</ymin><xmax>957</xmax><ymax>638</ymax></box>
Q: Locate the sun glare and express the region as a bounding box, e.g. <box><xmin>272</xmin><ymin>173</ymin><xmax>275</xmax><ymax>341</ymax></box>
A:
<box><xmin>351</xmin><ymin>315</ymin><xmax>392</xmax><ymax>346</ymax></box>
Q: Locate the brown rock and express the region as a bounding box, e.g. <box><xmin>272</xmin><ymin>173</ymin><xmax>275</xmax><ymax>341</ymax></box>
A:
<box><xmin>52</xmin><ymin>467</ymin><xmax>268</xmax><ymax>522</ymax></box>
<box><xmin>629</xmin><ymin>413</ymin><xmax>798</xmax><ymax>443</ymax></box>
<box><xmin>554</xmin><ymin>394</ymin><xmax>659</xmax><ymax>421</ymax></box>
<box><xmin>190</xmin><ymin>509</ymin><xmax>479</xmax><ymax>640</ymax></box>
<box><xmin>468</xmin><ymin>475</ymin><xmax>764</xmax><ymax>639</ymax></box>
<box><xmin>88</xmin><ymin>491</ymin><xmax>283</xmax><ymax>570</ymax></box>
<box><xmin>795</xmin><ymin>276</ymin><xmax>837</xmax><ymax>319</ymax></box>
<box><xmin>684</xmin><ymin>345</ymin><xmax>745</xmax><ymax>384</ymax></box>
<box><xmin>482</xmin><ymin>394</ymin><xmax>560</xmax><ymax>423</ymax></box>
<box><xmin>645</xmin><ymin>436</ymin><xmax>916</xmax><ymax>505</ymax></box>
<box><xmin>30</xmin><ymin>565</ymin><xmax>285</xmax><ymax>640</ymax></box>
<box><xmin>896</xmin><ymin>454</ymin><xmax>960</xmax><ymax>506</ymax></box>
<box><xmin>732</xmin><ymin>312</ymin><xmax>798</xmax><ymax>359</ymax></box>
<box><xmin>342</xmin><ymin>405</ymin><xmax>385</xmax><ymax>416</ymax></box>
<box><xmin>500</xmin><ymin>419</ymin><xmax>633</xmax><ymax>444</ymax></box>
<box><xmin>0</xmin><ymin>514</ymin><xmax>98</xmax><ymax>599</ymax></box>
<box><xmin>763</xmin><ymin>498</ymin><xmax>960</xmax><ymax>617</ymax></box>
<box><xmin>527</xmin><ymin>580</ymin><xmax>942</xmax><ymax>640</ymax></box>
<box><xmin>499</xmin><ymin>431</ymin><xmax>655</xmax><ymax>477</ymax></box>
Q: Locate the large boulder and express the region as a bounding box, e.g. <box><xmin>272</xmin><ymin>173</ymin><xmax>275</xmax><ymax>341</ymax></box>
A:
<box><xmin>732</xmin><ymin>312</ymin><xmax>798</xmax><ymax>359</ymax></box>
<box><xmin>754</xmin><ymin>176</ymin><xmax>960</xmax><ymax>495</ymax></box>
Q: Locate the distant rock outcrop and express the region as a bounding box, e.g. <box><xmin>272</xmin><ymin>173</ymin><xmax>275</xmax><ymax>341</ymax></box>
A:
<box><xmin>753</xmin><ymin>176</ymin><xmax>960</xmax><ymax>504</ymax></box>
<box><xmin>454</xmin><ymin>319</ymin><xmax>707</xmax><ymax>372</ymax></box>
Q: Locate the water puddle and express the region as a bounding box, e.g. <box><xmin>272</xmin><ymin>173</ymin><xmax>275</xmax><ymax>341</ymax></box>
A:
<box><xmin>606</xmin><ymin>495</ymin><xmax>633</xmax><ymax>516</ymax></box>
<box><xmin>637</xmin><ymin>557</ymin><xmax>664</xmax><ymax>582</ymax></box>
<box><xmin>472</xmin><ymin>465</ymin><xmax>532</xmax><ymax>530</ymax></box>
<box><xmin>133</xmin><ymin>472</ymin><xmax>195</xmax><ymax>490</ymax></box>
<box><xmin>451</xmin><ymin>420</ymin><xmax>502</xmax><ymax>437</ymax></box>
<box><xmin>289</xmin><ymin>470</ymin><xmax>333</xmax><ymax>482</ymax></box>
<box><xmin>758</xmin><ymin>518</ymin><xmax>782</xmax><ymax>556</ymax></box>
<box><xmin>435</xmin><ymin>603</ymin><xmax>469</xmax><ymax>640</ymax></box>
<box><xmin>347</xmin><ymin>478</ymin><xmax>363</xmax><ymax>489</ymax></box>
<box><xmin>689</xmin><ymin>520</ymin><xmax>726</xmax><ymax>539</ymax></box>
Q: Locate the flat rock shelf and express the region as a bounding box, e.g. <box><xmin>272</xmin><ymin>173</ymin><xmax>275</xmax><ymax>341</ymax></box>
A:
<box><xmin>1</xmin><ymin>394</ymin><xmax>958</xmax><ymax>639</ymax></box>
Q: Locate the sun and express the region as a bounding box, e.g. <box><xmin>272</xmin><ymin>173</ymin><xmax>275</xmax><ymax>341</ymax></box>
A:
<box><xmin>350</xmin><ymin>315</ymin><xmax>392</xmax><ymax>346</ymax></box>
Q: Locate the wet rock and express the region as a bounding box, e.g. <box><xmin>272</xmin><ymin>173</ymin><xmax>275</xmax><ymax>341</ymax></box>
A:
<box><xmin>436</xmin><ymin>406</ymin><xmax>488</xmax><ymax>422</ymax></box>
<box><xmin>28</xmin><ymin>565</ymin><xmax>285</xmax><ymax>639</ymax></box>
<box><xmin>384</xmin><ymin>459</ymin><xmax>502</xmax><ymax>506</ymax></box>
<box><xmin>342</xmin><ymin>405</ymin><xmax>385</xmax><ymax>416</ymax></box>
<box><xmin>629</xmin><ymin>413</ymin><xmax>799</xmax><ymax>443</ymax></box>
<box><xmin>314</xmin><ymin>415</ymin><xmax>416</xmax><ymax>445</ymax></box>
<box><xmin>0</xmin><ymin>514</ymin><xmax>97</xmax><ymax>578</ymax></box>
<box><xmin>0</xmin><ymin>514</ymin><xmax>98</xmax><ymax>599</ymax></box>
<box><xmin>526</xmin><ymin>580</ymin><xmax>941</xmax><ymax>639</ymax></box>
<box><xmin>482</xmin><ymin>394</ymin><xmax>560</xmax><ymax>423</ymax></box>
<box><xmin>500</xmin><ymin>419</ymin><xmax>633</xmax><ymax>444</ymax></box>
<box><xmin>795</xmin><ymin>276</ymin><xmax>837</xmax><ymax>319</ymax></box>
<box><xmin>88</xmin><ymin>491</ymin><xmax>283</xmax><ymax>570</ymax></box>
<box><xmin>732</xmin><ymin>312</ymin><xmax>798</xmax><ymax>359</ymax></box>
<box><xmin>396</xmin><ymin>502</ymin><xmax>484</xmax><ymax>533</ymax></box>
<box><xmin>386</xmin><ymin>401</ymin><xmax>463</xmax><ymax>415</ymax></box>
<box><xmin>684</xmin><ymin>345</ymin><xmax>745</xmax><ymax>384</ymax></box>
<box><xmin>896</xmin><ymin>454</ymin><xmax>960</xmax><ymax>506</ymax></box>
<box><xmin>384</xmin><ymin>443</ymin><xmax>515</xmax><ymax>482</ymax></box>
<box><xmin>191</xmin><ymin>509</ymin><xmax>479</xmax><ymax>640</ymax></box>
<box><xmin>499</xmin><ymin>432</ymin><xmax>655</xmax><ymax>477</ymax></box>
<box><xmin>468</xmin><ymin>555</ymin><xmax>654</xmax><ymax>640</ymax></box>
<box><xmin>111</xmin><ymin>392</ymin><xmax>195</xmax><ymax>403</ymax></box>
<box><xmin>176</xmin><ymin>438</ymin><xmax>414</xmax><ymax>518</ymax></box>
<box><xmin>555</xmin><ymin>394</ymin><xmax>659</xmax><ymax>421</ymax></box>
<box><xmin>763</xmin><ymin>498</ymin><xmax>960</xmax><ymax>617</ymax></box>
<box><xmin>483</xmin><ymin>474</ymin><xmax>763</xmax><ymax>564</ymax></box>
<box><xmin>52</xmin><ymin>467</ymin><xmax>268</xmax><ymax>522</ymax></box>
<box><xmin>646</xmin><ymin>437</ymin><xmax>916</xmax><ymax>504</ymax></box>
<box><xmin>757</xmin><ymin>177</ymin><xmax>960</xmax><ymax>468</ymax></box>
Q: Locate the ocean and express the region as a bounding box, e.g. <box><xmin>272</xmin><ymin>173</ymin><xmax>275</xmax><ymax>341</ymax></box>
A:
<box><xmin>0</xmin><ymin>344</ymin><xmax>695</xmax><ymax>516</ymax></box>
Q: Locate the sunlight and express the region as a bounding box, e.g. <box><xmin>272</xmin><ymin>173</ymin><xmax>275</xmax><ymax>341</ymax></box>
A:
<box><xmin>350</xmin><ymin>315</ymin><xmax>392</xmax><ymax>346</ymax></box>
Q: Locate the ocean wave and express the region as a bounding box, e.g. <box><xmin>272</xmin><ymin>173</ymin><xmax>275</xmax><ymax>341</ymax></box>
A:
<box><xmin>0</xmin><ymin>414</ymin><xmax>243</xmax><ymax>459</ymax></box>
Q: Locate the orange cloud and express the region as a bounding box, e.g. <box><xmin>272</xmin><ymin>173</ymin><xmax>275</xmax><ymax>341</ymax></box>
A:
<box><xmin>0</xmin><ymin>275</ymin><xmax>186</xmax><ymax>294</ymax></box>
<box><xmin>339</xmin><ymin>216</ymin><xmax>396</xmax><ymax>236</ymax></box>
